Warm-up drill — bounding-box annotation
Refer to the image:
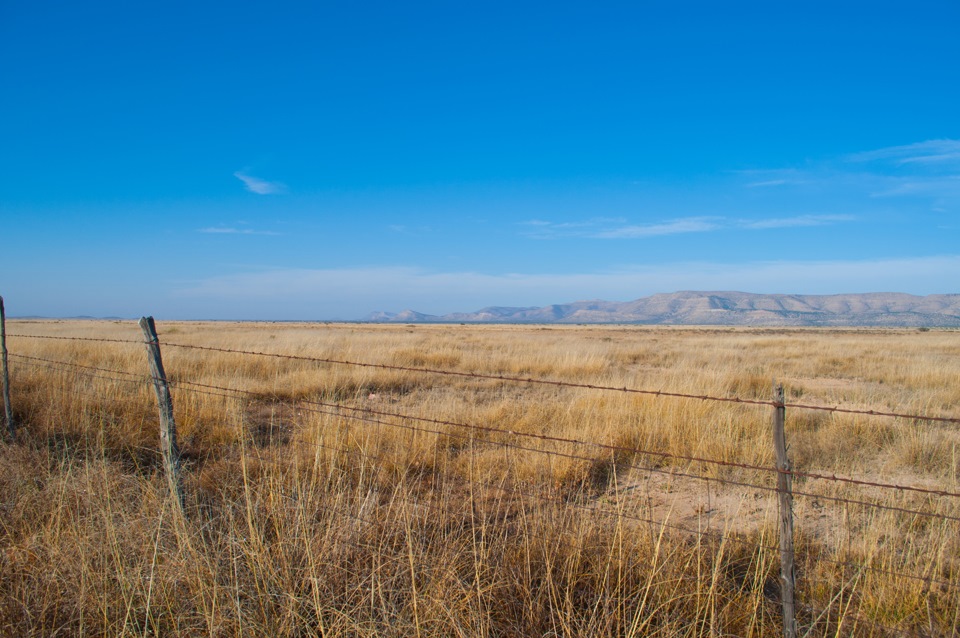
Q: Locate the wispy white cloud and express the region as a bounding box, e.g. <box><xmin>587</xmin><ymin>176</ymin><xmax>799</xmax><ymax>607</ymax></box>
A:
<box><xmin>739</xmin><ymin>169</ymin><xmax>813</xmax><ymax>189</ymax></box>
<box><xmin>738</xmin><ymin>168</ymin><xmax>813</xmax><ymax>189</ymax></box>
<box><xmin>520</xmin><ymin>217</ymin><xmax>629</xmax><ymax>239</ymax></box>
<box><xmin>524</xmin><ymin>214</ymin><xmax>852</xmax><ymax>239</ymax></box>
<box><xmin>745</xmin><ymin>179</ymin><xmax>790</xmax><ymax>188</ymax></box>
<box><xmin>846</xmin><ymin>139</ymin><xmax>960</xmax><ymax>166</ymax></box>
<box><xmin>869</xmin><ymin>175</ymin><xmax>960</xmax><ymax>198</ymax></box>
<box><xmin>198</xmin><ymin>227</ymin><xmax>281</xmax><ymax>236</ymax></box>
<box><xmin>234</xmin><ymin>170</ymin><xmax>287</xmax><ymax>195</ymax></box>
<box><xmin>591</xmin><ymin>217</ymin><xmax>720</xmax><ymax>238</ymax></box>
<box><xmin>741</xmin><ymin>214</ymin><xmax>855</xmax><ymax>229</ymax></box>
<box><xmin>735</xmin><ymin>140</ymin><xmax>960</xmax><ymax>209</ymax></box>
<box><xmin>174</xmin><ymin>255</ymin><xmax>960</xmax><ymax>319</ymax></box>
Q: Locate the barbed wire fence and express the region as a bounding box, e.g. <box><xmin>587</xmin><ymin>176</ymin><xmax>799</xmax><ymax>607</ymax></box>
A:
<box><xmin>2</xmin><ymin>312</ymin><xmax>958</xmax><ymax>636</ymax></box>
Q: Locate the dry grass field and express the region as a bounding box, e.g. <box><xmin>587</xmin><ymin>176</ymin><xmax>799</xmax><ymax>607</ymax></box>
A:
<box><xmin>1</xmin><ymin>320</ymin><xmax>958</xmax><ymax>636</ymax></box>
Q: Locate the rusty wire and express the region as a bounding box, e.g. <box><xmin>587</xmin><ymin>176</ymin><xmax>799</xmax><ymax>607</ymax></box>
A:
<box><xmin>10</xmin><ymin>331</ymin><xmax>960</xmax><ymax>424</ymax></box>
<box><xmin>231</xmin><ymin>407</ymin><xmax>958</xmax><ymax>592</ymax></box>
<box><xmin>9</xmin><ymin>348</ymin><xmax>960</xmax><ymax>502</ymax></box>
<box><xmin>8</xmin><ymin>356</ymin><xmax>957</xmax><ymax>592</ymax></box>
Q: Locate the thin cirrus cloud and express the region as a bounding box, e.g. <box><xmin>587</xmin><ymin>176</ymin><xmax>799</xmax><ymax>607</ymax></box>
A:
<box><xmin>870</xmin><ymin>176</ymin><xmax>960</xmax><ymax>198</ymax></box>
<box><xmin>736</xmin><ymin>140</ymin><xmax>960</xmax><ymax>209</ymax></box>
<box><xmin>198</xmin><ymin>227</ymin><xmax>281</xmax><ymax>236</ymax></box>
<box><xmin>845</xmin><ymin>140</ymin><xmax>960</xmax><ymax>201</ymax></box>
<box><xmin>845</xmin><ymin>139</ymin><xmax>960</xmax><ymax>166</ymax></box>
<box><xmin>745</xmin><ymin>178</ymin><xmax>790</xmax><ymax>188</ymax></box>
<box><xmin>591</xmin><ymin>217</ymin><xmax>720</xmax><ymax>238</ymax></box>
<box><xmin>521</xmin><ymin>217</ymin><xmax>716</xmax><ymax>239</ymax></box>
<box><xmin>740</xmin><ymin>214</ymin><xmax>855</xmax><ymax>229</ymax></box>
<box><xmin>523</xmin><ymin>214</ymin><xmax>852</xmax><ymax>239</ymax></box>
<box><xmin>234</xmin><ymin>170</ymin><xmax>287</xmax><ymax>195</ymax></box>
<box><xmin>741</xmin><ymin>169</ymin><xmax>811</xmax><ymax>188</ymax></box>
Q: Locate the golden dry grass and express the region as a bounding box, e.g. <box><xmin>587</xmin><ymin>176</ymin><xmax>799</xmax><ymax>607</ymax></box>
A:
<box><xmin>1</xmin><ymin>320</ymin><xmax>958</xmax><ymax>636</ymax></box>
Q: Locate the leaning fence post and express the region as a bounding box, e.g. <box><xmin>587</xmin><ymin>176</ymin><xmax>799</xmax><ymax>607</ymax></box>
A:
<box><xmin>1</xmin><ymin>296</ymin><xmax>14</xmax><ymax>442</ymax></box>
<box><xmin>139</xmin><ymin>316</ymin><xmax>184</xmax><ymax>510</ymax></box>
<box><xmin>773</xmin><ymin>382</ymin><xmax>796</xmax><ymax>638</ymax></box>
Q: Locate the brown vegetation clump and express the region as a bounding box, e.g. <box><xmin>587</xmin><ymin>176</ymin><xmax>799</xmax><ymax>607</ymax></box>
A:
<box><xmin>1</xmin><ymin>320</ymin><xmax>958</xmax><ymax>636</ymax></box>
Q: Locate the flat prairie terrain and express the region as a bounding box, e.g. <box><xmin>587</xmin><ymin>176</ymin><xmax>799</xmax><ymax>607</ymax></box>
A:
<box><xmin>1</xmin><ymin>320</ymin><xmax>958</xmax><ymax>636</ymax></box>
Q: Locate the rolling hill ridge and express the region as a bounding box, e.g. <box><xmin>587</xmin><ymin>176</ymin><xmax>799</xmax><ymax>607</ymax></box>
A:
<box><xmin>368</xmin><ymin>292</ymin><xmax>960</xmax><ymax>326</ymax></box>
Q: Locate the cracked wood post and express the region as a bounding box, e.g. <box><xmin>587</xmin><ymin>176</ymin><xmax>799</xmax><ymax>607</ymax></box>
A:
<box><xmin>773</xmin><ymin>382</ymin><xmax>796</xmax><ymax>638</ymax></box>
<box><xmin>139</xmin><ymin>316</ymin><xmax>184</xmax><ymax>510</ymax></box>
<box><xmin>1</xmin><ymin>296</ymin><xmax>14</xmax><ymax>441</ymax></box>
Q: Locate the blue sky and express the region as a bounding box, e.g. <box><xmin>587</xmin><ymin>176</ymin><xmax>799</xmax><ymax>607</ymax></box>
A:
<box><xmin>1</xmin><ymin>1</ymin><xmax>958</xmax><ymax>320</ymax></box>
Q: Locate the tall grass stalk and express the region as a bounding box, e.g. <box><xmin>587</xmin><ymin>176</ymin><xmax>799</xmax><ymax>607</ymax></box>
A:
<box><xmin>1</xmin><ymin>320</ymin><xmax>958</xmax><ymax>635</ymax></box>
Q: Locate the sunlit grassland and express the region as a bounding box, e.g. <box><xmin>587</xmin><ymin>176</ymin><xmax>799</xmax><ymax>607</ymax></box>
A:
<box><xmin>1</xmin><ymin>320</ymin><xmax>958</xmax><ymax>636</ymax></box>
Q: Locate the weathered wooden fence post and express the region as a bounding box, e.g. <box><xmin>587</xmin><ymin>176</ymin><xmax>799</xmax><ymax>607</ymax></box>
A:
<box><xmin>773</xmin><ymin>382</ymin><xmax>797</xmax><ymax>638</ymax></box>
<box><xmin>139</xmin><ymin>316</ymin><xmax>184</xmax><ymax>510</ymax></box>
<box><xmin>1</xmin><ymin>296</ymin><xmax>14</xmax><ymax>442</ymax></box>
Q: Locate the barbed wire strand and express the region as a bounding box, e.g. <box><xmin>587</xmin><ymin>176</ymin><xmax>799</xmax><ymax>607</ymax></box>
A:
<box><xmin>179</xmin><ymin>393</ymin><xmax>786</xmax><ymax>560</ymax></box>
<box><xmin>160</xmin><ymin>340</ymin><xmax>960</xmax><ymax>424</ymax></box>
<box><xmin>169</xmin><ymin>382</ymin><xmax>960</xmax><ymax>592</ymax></box>
<box><xmin>9</xmin><ymin>357</ymin><xmax>150</xmax><ymax>392</ymax></box>
<box><xmin>9</xmin><ymin>353</ymin><xmax>149</xmax><ymax>383</ymax></box>
<box><xmin>17</xmin><ymin>345</ymin><xmax>957</xmax><ymax>499</ymax></box>
<box><xmin>9</xmin><ymin>332</ymin><xmax>960</xmax><ymax>424</ymax></box>
<box><xmin>9</xmin><ymin>350</ymin><xmax>960</xmax><ymax>516</ymax></box>
<box><xmin>179</xmin><ymin>386</ymin><xmax>960</xmax><ymax>529</ymax></box>
<box><xmin>13</xmin><ymin>338</ymin><xmax>960</xmax><ymax>584</ymax></box>
<box><xmin>8</xmin><ymin>334</ymin><xmax>142</xmax><ymax>345</ymax></box>
<box><xmin>21</xmin><ymin>368</ymin><xmax>960</xmax><ymax>584</ymax></box>
<box><xmin>273</xmin><ymin>394</ymin><xmax>960</xmax><ymax>524</ymax></box>
<box><xmin>5</xmin><ymin>362</ymin><xmax>953</xmax><ymax>593</ymax></box>
<box><xmin>227</xmin><ymin>391</ymin><xmax>960</xmax><ymax>520</ymax></box>
<box><xmin>14</xmin><ymin>349</ymin><xmax>950</xmax><ymax>510</ymax></box>
<box><xmin>281</xmin><ymin>420</ymin><xmax>958</xmax><ymax>589</ymax></box>
<box><xmin>243</xmin><ymin>436</ymin><xmax>787</xmax><ymax>557</ymax></box>
<box><xmin>244</xmin><ymin>446</ymin><xmax>594</xmax><ymax>554</ymax></box>
<box><xmin>234</xmin><ymin>419</ymin><xmax>957</xmax><ymax>591</ymax></box>
<box><xmin>168</xmin><ymin>374</ymin><xmax>960</xmax><ymax>501</ymax></box>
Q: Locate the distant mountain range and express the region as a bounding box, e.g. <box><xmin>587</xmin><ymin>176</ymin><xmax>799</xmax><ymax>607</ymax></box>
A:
<box><xmin>367</xmin><ymin>292</ymin><xmax>960</xmax><ymax>327</ymax></box>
